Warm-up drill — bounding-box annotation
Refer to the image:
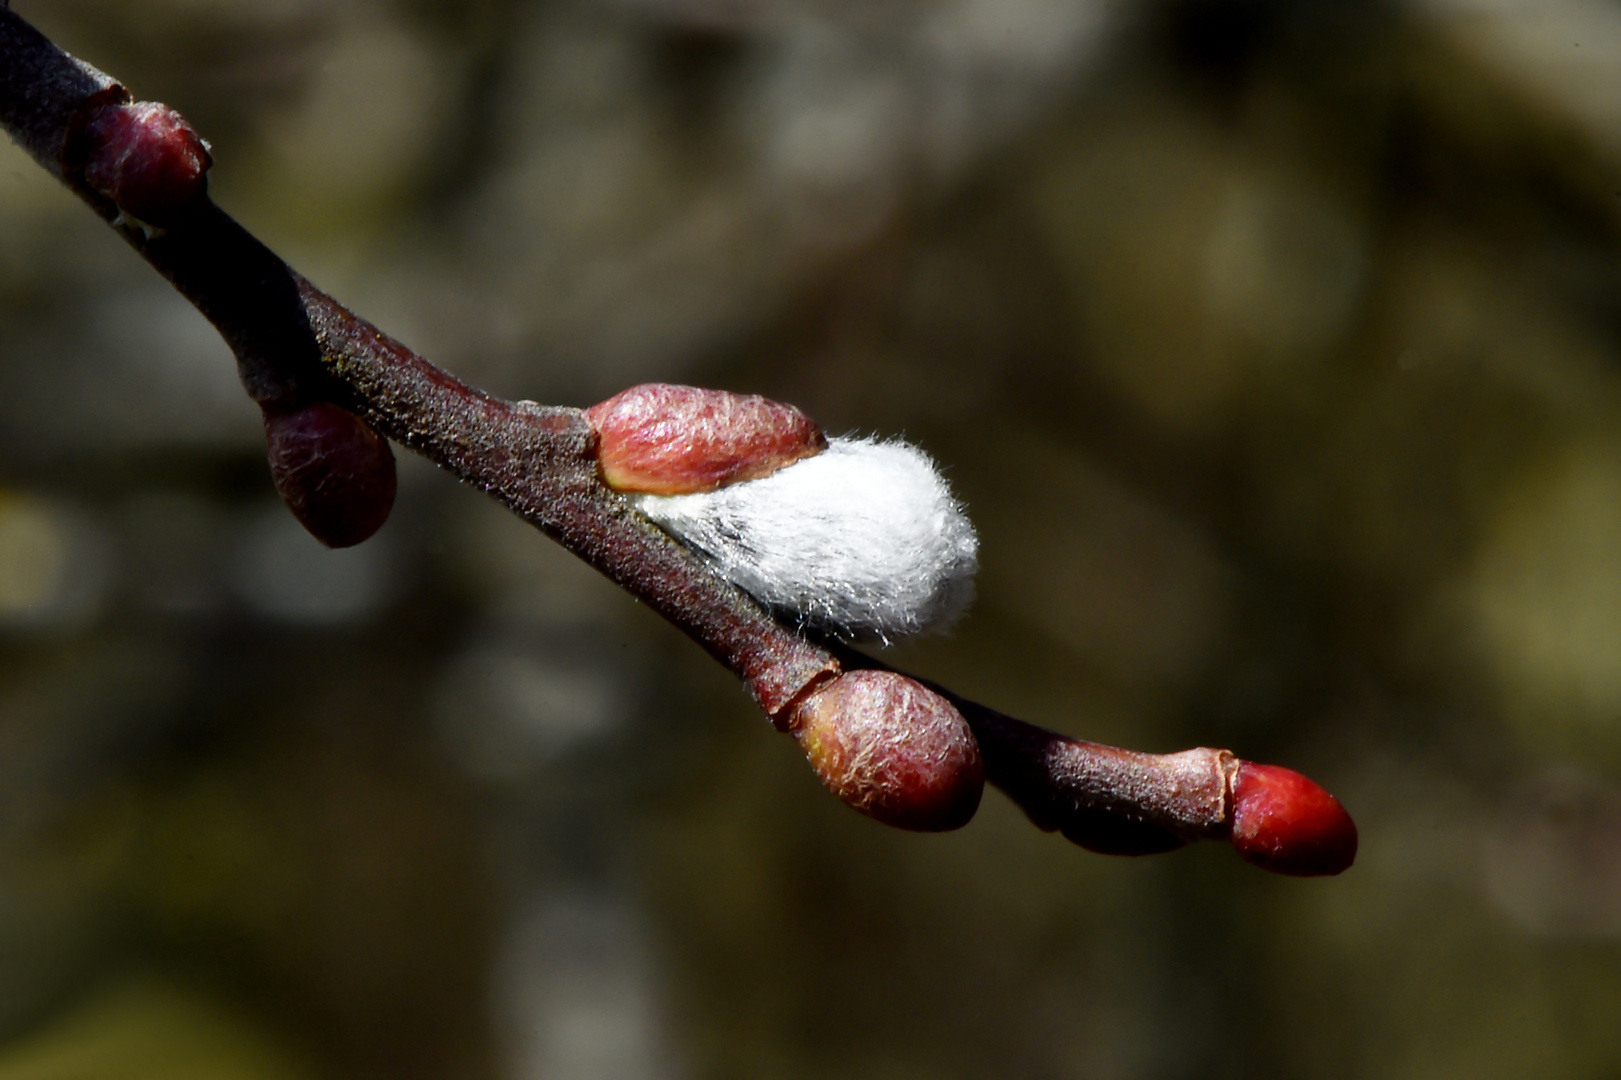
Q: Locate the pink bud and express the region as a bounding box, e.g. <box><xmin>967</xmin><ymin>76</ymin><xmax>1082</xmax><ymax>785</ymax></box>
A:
<box><xmin>264</xmin><ymin>402</ymin><xmax>397</xmax><ymax>549</ymax></box>
<box><xmin>1230</xmin><ymin>761</ymin><xmax>1358</xmax><ymax>876</ymax></box>
<box><xmin>787</xmin><ymin>670</ymin><xmax>983</xmax><ymax>832</ymax></box>
<box><xmin>586</xmin><ymin>383</ymin><xmax>826</xmax><ymax>495</ymax></box>
<box><xmin>82</xmin><ymin>101</ymin><xmax>211</xmax><ymax>226</ymax></box>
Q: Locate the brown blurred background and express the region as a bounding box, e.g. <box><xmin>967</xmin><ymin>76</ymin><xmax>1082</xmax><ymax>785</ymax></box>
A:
<box><xmin>4</xmin><ymin>0</ymin><xmax>1621</xmax><ymax>1076</ymax></box>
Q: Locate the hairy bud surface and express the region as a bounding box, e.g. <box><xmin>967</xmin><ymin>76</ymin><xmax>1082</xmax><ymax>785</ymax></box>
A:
<box><xmin>264</xmin><ymin>402</ymin><xmax>397</xmax><ymax>549</ymax></box>
<box><xmin>788</xmin><ymin>670</ymin><xmax>983</xmax><ymax>832</ymax></box>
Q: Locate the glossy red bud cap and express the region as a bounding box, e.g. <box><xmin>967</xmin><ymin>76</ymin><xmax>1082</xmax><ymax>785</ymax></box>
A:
<box><xmin>788</xmin><ymin>670</ymin><xmax>983</xmax><ymax>832</ymax></box>
<box><xmin>587</xmin><ymin>383</ymin><xmax>826</xmax><ymax>495</ymax></box>
<box><xmin>1230</xmin><ymin>762</ymin><xmax>1358</xmax><ymax>876</ymax></box>
<box><xmin>82</xmin><ymin>101</ymin><xmax>211</xmax><ymax>226</ymax></box>
<box><xmin>264</xmin><ymin>402</ymin><xmax>397</xmax><ymax>549</ymax></box>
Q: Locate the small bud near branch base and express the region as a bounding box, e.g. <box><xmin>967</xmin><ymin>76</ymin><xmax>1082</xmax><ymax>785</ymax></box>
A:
<box><xmin>79</xmin><ymin>100</ymin><xmax>210</xmax><ymax>226</ymax></box>
<box><xmin>59</xmin><ymin>80</ymin><xmax>387</xmax><ymax>549</ymax></box>
<box><xmin>263</xmin><ymin>401</ymin><xmax>397</xmax><ymax>549</ymax></box>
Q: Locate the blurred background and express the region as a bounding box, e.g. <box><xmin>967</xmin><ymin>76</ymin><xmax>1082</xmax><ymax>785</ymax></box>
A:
<box><xmin>3</xmin><ymin>0</ymin><xmax>1621</xmax><ymax>1076</ymax></box>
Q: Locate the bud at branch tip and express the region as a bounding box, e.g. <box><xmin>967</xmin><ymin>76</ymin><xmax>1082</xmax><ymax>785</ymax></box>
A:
<box><xmin>1229</xmin><ymin>761</ymin><xmax>1357</xmax><ymax>876</ymax></box>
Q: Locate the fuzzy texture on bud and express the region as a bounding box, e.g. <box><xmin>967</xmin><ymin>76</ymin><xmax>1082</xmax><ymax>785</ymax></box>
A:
<box><xmin>789</xmin><ymin>670</ymin><xmax>983</xmax><ymax>831</ymax></box>
<box><xmin>634</xmin><ymin>437</ymin><xmax>978</xmax><ymax>642</ymax></box>
<box><xmin>588</xmin><ymin>383</ymin><xmax>826</xmax><ymax>495</ymax></box>
<box><xmin>1230</xmin><ymin>762</ymin><xmax>1358</xmax><ymax>876</ymax></box>
<box><xmin>82</xmin><ymin>101</ymin><xmax>211</xmax><ymax>226</ymax></box>
<box><xmin>264</xmin><ymin>402</ymin><xmax>397</xmax><ymax>549</ymax></box>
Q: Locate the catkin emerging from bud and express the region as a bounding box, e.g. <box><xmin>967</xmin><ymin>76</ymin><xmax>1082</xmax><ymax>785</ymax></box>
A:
<box><xmin>588</xmin><ymin>381</ymin><xmax>978</xmax><ymax>640</ymax></box>
<box><xmin>635</xmin><ymin>437</ymin><xmax>977</xmax><ymax>642</ymax></box>
<box><xmin>787</xmin><ymin>670</ymin><xmax>983</xmax><ymax>832</ymax></box>
<box><xmin>263</xmin><ymin>402</ymin><xmax>397</xmax><ymax>549</ymax></box>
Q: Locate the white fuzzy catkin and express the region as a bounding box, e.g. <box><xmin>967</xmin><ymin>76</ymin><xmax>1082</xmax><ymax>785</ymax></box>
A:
<box><xmin>632</xmin><ymin>436</ymin><xmax>978</xmax><ymax>643</ymax></box>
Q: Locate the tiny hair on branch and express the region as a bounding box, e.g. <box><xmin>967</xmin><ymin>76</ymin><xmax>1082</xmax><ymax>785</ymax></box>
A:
<box><xmin>0</xmin><ymin>5</ymin><xmax>1356</xmax><ymax>874</ymax></box>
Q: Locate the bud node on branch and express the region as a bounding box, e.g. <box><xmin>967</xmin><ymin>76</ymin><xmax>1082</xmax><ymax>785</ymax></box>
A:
<box><xmin>78</xmin><ymin>100</ymin><xmax>211</xmax><ymax>227</ymax></box>
<box><xmin>787</xmin><ymin>669</ymin><xmax>984</xmax><ymax>832</ymax></box>
<box><xmin>264</xmin><ymin>401</ymin><xmax>398</xmax><ymax>549</ymax></box>
<box><xmin>588</xmin><ymin>382</ymin><xmax>826</xmax><ymax>495</ymax></box>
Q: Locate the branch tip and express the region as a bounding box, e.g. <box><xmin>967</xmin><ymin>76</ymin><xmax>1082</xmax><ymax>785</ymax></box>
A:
<box><xmin>1229</xmin><ymin>761</ymin><xmax>1358</xmax><ymax>876</ymax></box>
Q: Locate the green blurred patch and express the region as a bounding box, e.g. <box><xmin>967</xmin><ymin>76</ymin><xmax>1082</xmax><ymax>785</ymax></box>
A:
<box><xmin>0</xmin><ymin>977</ymin><xmax>314</xmax><ymax>1080</ymax></box>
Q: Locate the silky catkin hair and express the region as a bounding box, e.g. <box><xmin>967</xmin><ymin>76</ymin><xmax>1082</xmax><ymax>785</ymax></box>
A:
<box><xmin>632</xmin><ymin>436</ymin><xmax>978</xmax><ymax>643</ymax></box>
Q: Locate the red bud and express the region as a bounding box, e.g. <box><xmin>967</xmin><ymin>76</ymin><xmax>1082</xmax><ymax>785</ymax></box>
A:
<box><xmin>264</xmin><ymin>402</ymin><xmax>397</xmax><ymax>549</ymax></box>
<box><xmin>1230</xmin><ymin>761</ymin><xmax>1358</xmax><ymax>876</ymax></box>
<box><xmin>787</xmin><ymin>670</ymin><xmax>983</xmax><ymax>832</ymax></box>
<box><xmin>586</xmin><ymin>383</ymin><xmax>826</xmax><ymax>495</ymax></box>
<box><xmin>82</xmin><ymin>101</ymin><xmax>211</xmax><ymax>226</ymax></box>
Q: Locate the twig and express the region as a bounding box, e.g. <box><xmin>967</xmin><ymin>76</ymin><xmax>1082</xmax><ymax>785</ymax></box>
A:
<box><xmin>0</xmin><ymin>6</ymin><xmax>1356</xmax><ymax>875</ymax></box>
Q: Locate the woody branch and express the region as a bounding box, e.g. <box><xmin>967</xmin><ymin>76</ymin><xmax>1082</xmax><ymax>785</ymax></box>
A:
<box><xmin>0</xmin><ymin>5</ymin><xmax>1355</xmax><ymax>875</ymax></box>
